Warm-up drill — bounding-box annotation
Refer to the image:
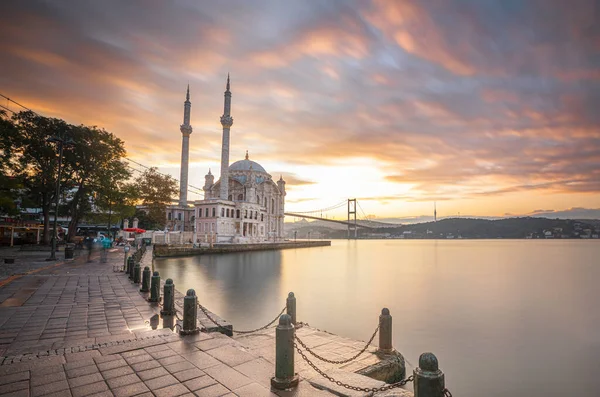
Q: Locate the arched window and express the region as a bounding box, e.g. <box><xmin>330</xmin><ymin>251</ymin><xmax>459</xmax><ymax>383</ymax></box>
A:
<box><xmin>261</xmin><ymin>214</ymin><xmax>264</xmax><ymax>222</ymax></box>
<box><xmin>238</xmin><ymin>194</ymin><xmax>244</xmax><ymax>201</ymax></box>
<box><xmin>205</xmin><ymin>208</ymin><xmax>209</xmax><ymax>217</ymax></box>
<box><xmin>178</xmin><ymin>213</ymin><xmax>182</xmax><ymax>220</ymax></box>
<box><xmin>212</xmin><ymin>208</ymin><xmax>216</xmax><ymax>217</ymax></box>
<box><xmin>221</xmin><ymin>208</ymin><xmax>224</xmax><ymax>217</ymax></box>
<box><xmin>271</xmin><ymin>198</ymin><xmax>275</xmax><ymax>214</ymax></box>
<box><xmin>228</xmin><ymin>194</ymin><xmax>232</xmax><ymax>201</ymax></box>
<box><xmin>264</xmin><ymin>197</ymin><xmax>267</xmax><ymax>207</ymax></box>
<box><xmin>236</xmin><ymin>209</ymin><xmax>240</xmax><ymax>218</ymax></box>
<box><xmin>191</xmin><ymin>216</ymin><xmax>195</xmax><ymax>222</ymax></box>
<box><xmin>244</xmin><ymin>210</ymin><xmax>248</xmax><ymax>219</ymax></box>
<box><xmin>226</xmin><ymin>209</ymin><xmax>229</xmax><ymax>217</ymax></box>
<box><xmin>168</xmin><ymin>213</ymin><xmax>172</xmax><ymax>220</ymax></box>
<box><xmin>257</xmin><ymin>195</ymin><xmax>260</xmax><ymax>204</ymax></box>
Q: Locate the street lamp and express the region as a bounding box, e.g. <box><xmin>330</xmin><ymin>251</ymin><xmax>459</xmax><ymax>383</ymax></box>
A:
<box><xmin>46</xmin><ymin>135</ymin><xmax>74</xmax><ymax>261</ymax></box>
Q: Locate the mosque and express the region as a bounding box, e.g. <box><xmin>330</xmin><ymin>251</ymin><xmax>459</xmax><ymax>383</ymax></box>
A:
<box><xmin>165</xmin><ymin>76</ymin><xmax>286</xmax><ymax>243</ymax></box>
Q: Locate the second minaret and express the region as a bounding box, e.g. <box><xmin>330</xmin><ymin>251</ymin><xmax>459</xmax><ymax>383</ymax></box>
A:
<box><xmin>219</xmin><ymin>74</ymin><xmax>233</xmax><ymax>200</ymax></box>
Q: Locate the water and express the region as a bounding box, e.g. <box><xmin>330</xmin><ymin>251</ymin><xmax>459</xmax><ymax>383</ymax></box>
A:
<box><xmin>153</xmin><ymin>240</ymin><xmax>600</xmax><ymax>396</ymax></box>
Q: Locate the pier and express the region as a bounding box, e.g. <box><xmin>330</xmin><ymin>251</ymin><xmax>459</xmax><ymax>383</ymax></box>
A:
<box><xmin>0</xmin><ymin>247</ymin><xmax>452</xmax><ymax>396</ymax></box>
<box><xmin>153</xmin><ymin>240</ymin><xmax>331</xmax><ymax>258</ymax></box>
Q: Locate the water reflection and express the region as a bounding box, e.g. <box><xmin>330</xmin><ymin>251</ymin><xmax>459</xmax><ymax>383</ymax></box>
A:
<box><xmin>153</xmin><ymin>240</ymin><xmax>600</xmax><ymax>397</ymax></box>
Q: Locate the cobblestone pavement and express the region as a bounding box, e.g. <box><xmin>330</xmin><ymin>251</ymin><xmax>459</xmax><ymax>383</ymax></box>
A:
<box><xmin>0</xmin><ymin>248</ymin><xmax>349</xmax><ymax>396</ymax></box>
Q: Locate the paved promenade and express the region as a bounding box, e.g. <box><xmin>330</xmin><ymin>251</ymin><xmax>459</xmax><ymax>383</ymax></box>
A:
<box><xmin>0</xmin><ymin>248</ymin><xmax>412</xmax><ymax>397</ymax></box>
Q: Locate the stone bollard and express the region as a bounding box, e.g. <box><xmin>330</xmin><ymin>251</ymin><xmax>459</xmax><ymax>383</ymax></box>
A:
<box><xmin>161</xmin><ymin>279</ymin><xmax>175</xmax><ymax>315</ymax></box>
<box><xmin>140</xmin><ymin>266</ymin><xmax>151</xmax><ymax>292</ymax></box>
<box><xmin>286</xmin><ymin>292</ymin><xmax>296</xmax><ymax>325</ymax></box>
<box><xmin>180</xmin><ymin>289</ymin><xmax>199</xmax><ymax>335</ymax></box>
<box><xmin>133</xmin><ymin>262</ymin><xmax>141</xmax><ymax>284</ymax></box>
<box><xmin>379</xmin><ymin>308</ymin><xmax>393</xmax><ymax>353</ymax></box>
<box><xmin>148</xmin><ymin>271</ymin><xmax>160</xmax><ymax>302</ymax></box>
<box><xmin>270</xmin><ymin>314</ymin><xmax>299</xmax><ymax>390</ymax></box>
<box><xmin>414</xmin><ymin>352</ymin><xmax>445</xmax><ymax>397</ymax></box>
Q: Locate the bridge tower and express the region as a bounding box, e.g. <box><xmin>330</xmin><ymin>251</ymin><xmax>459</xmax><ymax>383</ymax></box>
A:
<box><xmin>347</xmin><ymin>199</ymin><xmax>357</xmax><ymax>239</ymax></box>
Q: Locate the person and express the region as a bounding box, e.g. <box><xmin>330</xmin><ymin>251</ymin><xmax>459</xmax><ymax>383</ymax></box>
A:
<box><xmin>84</xmin><ymin>234</ymin><xmax>94</xmax><ymax>262</ymax></box>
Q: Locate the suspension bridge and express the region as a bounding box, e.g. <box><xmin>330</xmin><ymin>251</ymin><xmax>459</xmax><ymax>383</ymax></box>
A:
<box><xmin>285</xmin><ymin>199</ymin><xmax>399</xmax><ymax>239</ymax></box>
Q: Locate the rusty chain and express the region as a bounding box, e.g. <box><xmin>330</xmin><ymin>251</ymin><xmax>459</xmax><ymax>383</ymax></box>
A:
<box><xmin>443</xmin><ymin>387</ymin><xmax>453</xmax><ymax>396</ymax></box>
<box><xmin>198</xmin><ymin>302</ymin><xmax>286</xmax><ymax>334</ymax></box>
<box><xmin>295</xmin><ymin>341</ymin><xmax>414</xmax><ymax>392</ymax></box>
<box><xmin>294</xmin><ymin>323</ymin><xmax>379</xmax><ymax>364</ymax></box>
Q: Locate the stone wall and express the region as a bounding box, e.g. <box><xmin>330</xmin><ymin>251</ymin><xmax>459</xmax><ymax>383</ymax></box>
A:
<box><xmin>153</xmin><ymin>240</ymin><xmax>331</xmax><ymax>258</ymax></box>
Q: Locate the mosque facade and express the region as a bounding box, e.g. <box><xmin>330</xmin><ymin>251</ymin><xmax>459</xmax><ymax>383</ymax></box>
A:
<box><xmin>168</xmin><ymin>76</ymin><xmax>286</xmax><ymax>243</ymax></box>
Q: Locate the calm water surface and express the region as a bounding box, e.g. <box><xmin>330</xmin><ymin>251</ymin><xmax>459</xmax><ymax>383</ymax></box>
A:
<box><xmin>153</xmin><ymin>240</ymin><xmax>600</xmax><ymax>397</ymax></box>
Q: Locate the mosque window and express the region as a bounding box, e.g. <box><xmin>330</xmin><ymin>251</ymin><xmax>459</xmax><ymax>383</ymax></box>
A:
<box><xmin>271</xmin><ymin>199</ymin><xmax>275</xmax><ymax>214</ymax></box>
<box><xmin>168</xmin><ymin>213</ymin><xmax>172</xmax><ymax>220</ymax></box>
<box><xmin>254</xmin><ymin>211</ymin><xmax>258</xmax><ymax>220</ymax></box>
<box><xmin>178</xmin><ymin>213</ymin><xmax>182</xmax><ymax>221</ymax></box>
<box><xmin>238</xmin><ymin>194</ymin><xmax>244</xmax><ymax>201</ymax></box>
<box><xmin>228</xmin><ymin>195</ymin><xmax>232</xmax><ymax>201</ymax></box>
<box><xmin>257</xmin><ymin>195</ymin><xmax>260</xmax><ymax>204</ymax></box>
<box><xmin>261</xmin><ymin>214</ymin><xmax>264</xmax><ymax>222</ymax></box>
<box><xmin>226</xmin><ymin>209</ymin><xmax>229</xmax><ymax>217</ymax></box>
<box><xmin>244</xmin><ymin>210</ymin><xmax>248</xmax><ymax>219</ymax></box>
<box><xmin>221</xmin><ymin>208</ymin><xmax>225</xmax><ymax>217</ymax></box>
<box><xmin>264</xmin><ymin>197</ymin><xmax>267</xmax><ymax>207</ymax></box>
<box><xmin>191</xmin><ymin>216</ymin><xmax>195</xmax><ymax>222</ymax></box>
<box><xmin>236</xmin><ymin>209</ymin><xmax>240</xmax><ymax>218</ymax></box>
<box><xmin>212</xmin><ymin>208</ymin><xmax>216</xmax><ymax>217</ymax></box>
<box><xmin>205</xmin><ymin>208</ymin><xmax>209</xmax><ymax>217</ymax></box>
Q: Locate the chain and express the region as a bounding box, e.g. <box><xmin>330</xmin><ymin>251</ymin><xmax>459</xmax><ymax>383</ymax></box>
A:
<box><xmin>443</xmin><ymin>388</ymin><xmax>453</xmax><ymax>396</ymax></box>
<box><xmin>197</xmin><ymin>302</ymin><xmax>286</xmax><ymax>334</ymax></box>
<box><xmin>175</xmin><ymin>310</ymin><xmax>183</xmax><ymax>321</ymax></box>
<box><xmin>294</xmin><ymin>323</ymin><xmax>379</xmax><ymax>364</ymax></box>
<box><xmin>295</xmin><ymin>342</ymin><xmax>413</xmax><ymax>392</ymax></box>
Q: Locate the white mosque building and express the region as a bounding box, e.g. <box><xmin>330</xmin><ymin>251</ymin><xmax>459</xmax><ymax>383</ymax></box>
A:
<box><xmin>168</xmin><ymin>76</ymin><xmax>286</xmax><ymax>243</ymax></box>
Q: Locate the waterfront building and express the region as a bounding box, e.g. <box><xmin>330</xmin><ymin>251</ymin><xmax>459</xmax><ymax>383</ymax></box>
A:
<box><xmin>194</xmin><ymin>76</ymin><xmax>286</xmax><ymax>243</ymax></box>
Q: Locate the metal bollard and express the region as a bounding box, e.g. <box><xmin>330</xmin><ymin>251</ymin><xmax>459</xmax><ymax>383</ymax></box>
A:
<box><xmin>286</xmin><ymin>292</ymin><xmax>296</xmax><ymax>325</ymax></box>
<box><xmin>140</xmin><ymin>266</ymin><xmax>151</xmax><ymax>292</ymax></box>
<box><xmin>133</xmin><ymin>262</ymin><xmax>141</xmax><ymax>284</ymax></box>
<box><xmin>128</xmin><ymin>257</ymin><xmax>134</xmax><ymax>279</ymax></box>
<box><xmin>270</xmin><ymin>314</ymin><xmax>299</xmax><ymax>390</ymax></box>
<box><xmin>379</xmin><ymin>308</ymin><xmax>393</xmax><ymax>353</ymax></box>
<box><xmin>180</xmin><ymin>289</ymin><xmax>199</xmax><ymax>335</ymax></box>
<box><xmin>161</xmin><ymin>279</ymin><xmax>175</xmax><ymax>315</ymax></box>
<box><xmin>148</xmin><ymin>271</ymin><xmax>160</xmax><ymax>302</ymax></box>
<box><xmin>414</xmin><ymin>352</ymin><xmax>445</xmax><ymax>397</ymax></box>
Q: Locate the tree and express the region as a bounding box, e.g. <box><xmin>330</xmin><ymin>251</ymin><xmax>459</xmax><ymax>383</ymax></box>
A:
<box><xmin>0</xmin><ymin>111</ymin><xmax>72</xmax><ymax>244</ymax></box>
<box><xmin>134</xmin><ymin>167</ymin><xmax>178</xmax><ymax>229</ymax></box>
<box><xmin>62</xmin><ymin>124</ymin><xmax>130</xmax><ymax>242</ymax></box>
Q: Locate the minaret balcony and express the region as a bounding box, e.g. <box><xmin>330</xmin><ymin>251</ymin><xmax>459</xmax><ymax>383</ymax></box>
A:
<box><xmin>220</xmin><ymin>115</ymin><xmax>234</xmax><ymax>128</ymax></box>
<box><xmin>180</xmin><ymin>124</ymin><xmax>193</xmax><ymax>135</ymax></box>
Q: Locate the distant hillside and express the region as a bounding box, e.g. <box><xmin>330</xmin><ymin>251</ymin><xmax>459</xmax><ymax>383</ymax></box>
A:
<box><xmin>286</xmin><ymin>217</ymin><xmax>600</xmax><ymax>239</ymax></box>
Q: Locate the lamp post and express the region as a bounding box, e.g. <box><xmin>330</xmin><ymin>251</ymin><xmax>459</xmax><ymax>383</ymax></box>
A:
<box><xmin>46</xmin><ymin>135</ymin><xmax>73</xmax><ymax>261</ymax></box>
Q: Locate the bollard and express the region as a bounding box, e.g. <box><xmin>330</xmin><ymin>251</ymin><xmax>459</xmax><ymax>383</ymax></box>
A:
<box><xmin>180</xmin><ymin>289</ymin><xmax>199</xmax><ymax>335</ymax></box>
<box><xmin>128</xmin><ymin>257</ymin><xmax>134</xmax><ymax>279</ymax></box>
<box><xmin>149</xmin><ymin>271</ymin><xmax>160</xmax><ymax>302</ymax></box>
<box><xmin>286</xmin><ymin>292</ymin><xmax>296</xmax><ymax>325</ymax></box>
<box><xmin>133</xmin><ymin>262</ymin><xmax>141</xmax><ymax>284</ymax></box>
<box><xmin>140</xmin><ymin>266</ymin><xmax>151</xmax><ymax>292</ymax></box>
<box><xmin>414</xmin><ymin>352</ymin><xmax>445</xmax><ymax>397</ymax></box>
<box><xmin>379</xmin><ymin>308</ymin><xmax>393</xmax><ymax>353</ymax></box>
<box><xmin>161</xmin><ymin>279</ymin><xmax>175</xmax><ymax>315</ymax></box>
<box><xmin>270</xmin><ymin>314</ymin><xmax>299</xmax><ymax>390</ymax></box>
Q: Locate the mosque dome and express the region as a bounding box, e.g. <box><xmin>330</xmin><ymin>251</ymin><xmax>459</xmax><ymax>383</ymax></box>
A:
<box><xmin>229</xmin><ymin>151</ymin><xmax>267</xmax><ymax>173</ymax></box>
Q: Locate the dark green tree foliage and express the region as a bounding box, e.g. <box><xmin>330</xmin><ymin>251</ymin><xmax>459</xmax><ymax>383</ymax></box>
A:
<box><xmin>0</xmin><ymin>111</ymin><xmax>71</xmax><ymax>243</ymax></box>
<box><xmin>134</xmin><ymin>167</ymin><xmax>177</xmax><ymax>229</ymax></box>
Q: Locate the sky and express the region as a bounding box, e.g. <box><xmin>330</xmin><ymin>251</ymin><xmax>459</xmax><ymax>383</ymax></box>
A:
<box><xmin>1</xmin><ymin>0</ymin><xmax>599</xmax><ymax>220</ymax></box>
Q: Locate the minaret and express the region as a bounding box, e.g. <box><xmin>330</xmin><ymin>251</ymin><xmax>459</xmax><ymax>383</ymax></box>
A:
<box><xmin>219</xmin><ymin>74</ymin><xmax>233</xmax><ymax>200</ymax></box>
<box><xmin>179</xmin><ymin>85</ymin><xmax>192</xmax><ymax>206</ymax></box>
<box><xmin>434</xmin><ymin>202</ymin><xmax>437</xmax><ymax>222</ymax></box>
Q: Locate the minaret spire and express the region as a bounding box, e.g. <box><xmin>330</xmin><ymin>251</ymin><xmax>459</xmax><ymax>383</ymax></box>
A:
<box><xmin>179</xmin><ymin>85</ymin><xmax>193</xmax><ymax>206</ymax></box>
<box><xmin>434</xmin><ymin>201</ymin><xmax>437</xmax><ymax>222</ymax></box>
<box><xmin>219</xmin><ymin>74</ymin><xmax>234</xmax><ymax>200</ymax></box>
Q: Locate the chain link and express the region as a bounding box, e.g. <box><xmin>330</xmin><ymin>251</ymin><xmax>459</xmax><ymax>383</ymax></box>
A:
<box><xmin>197</xmin><ymin>302</ymin><xmax>286</xmax><ymax>334</ymax></box>
<box><xmin>294</xmin><ymin>323</ymin><xmax>379</xmax><ymax>364</ymax></box>
<box><xmin>295</xmin><ymin>342</ymin><xmax>413</xmax><ymax>392</ymax></box>
<box><xmin>443</xmin><ymin>387</ymin><xmax>453</xmax><ymax>396</ymax></box>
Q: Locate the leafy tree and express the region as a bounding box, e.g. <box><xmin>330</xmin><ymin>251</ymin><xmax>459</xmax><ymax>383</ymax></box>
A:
<box><xmin>134</xmin><ymin>167</ymin><xmax>177</xmax><ymax>229</ymax></box>
<box><xmin>61</xmin><ymin>124</ymin><xmax>130</xmax><ymax>242</ymax></box>
<box><xmin>0</xmin><ymin>111</ymin><xmax>72</xmax><ymax>244</ymax></box>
